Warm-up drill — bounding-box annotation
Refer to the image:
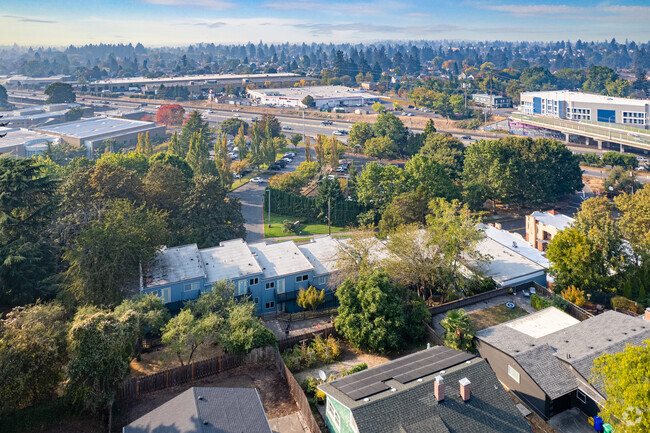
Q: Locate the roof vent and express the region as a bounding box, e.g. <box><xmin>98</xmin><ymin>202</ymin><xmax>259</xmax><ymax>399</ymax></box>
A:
<box><xmin>390</xmin><ymin>388</ymin><xmax>397</xmax><ymax>392</ymax></box>
<box><xmin>197</xmin><ymin>396</ymin><xmax>204</xmax><ymax>400</ymax></box>
<box><xmin>203</xmin><ymin>421</ymin><xmax>209</xmax><ymax>425</ymax></box>
<box><xmin>363</xmin><ymin>397</ymin><xmax>370</xmax><ymax>402</ymax></box>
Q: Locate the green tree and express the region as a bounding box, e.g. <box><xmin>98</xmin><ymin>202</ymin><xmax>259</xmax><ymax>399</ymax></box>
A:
<box><xmin>440</xmin><ymin>309</ymin><xmax>474</xmax><ymax>351</ymax></box>
<box><xmin>583</xmin><ymin>65</ymin><xmax>619</xmax><ymax>95</ymax></box>
<box><xmin>290</xmin><ymin>134</ymin><xmax>301</xmax><ymax>147</ymax></box>
<box><xmin>44</xmin><ymin>82</ymin><xmax>76</xmax><ymax>103</ymax></box>
<box><xmin>65</xmin><ymin>306</ymin><xmax>138</xmax><ymax>413</ymax></box>
<box><xmin>44</xmin><ymin>140</ymin><xmax>87</xmax><ymax>166</ymax></box>
<box><xmin>135</xmin><ymin>131</ymin><xmax>153</xmax><ymax>156</ymax></box>
<box><xmin>605</xmin><ymin>166</ymin><xmax>640</xmax><ymax>195</ymax></box>
<box><xmin>0</xmin><ymin>158</ymin><xmax>58</xmax><ymax>307</ymax></box>
<box><xmin>236</xmin><ymin>123</ymin><xmax>249</xmax><ymax>160</ymax></box>
<box><xmin>615</xmin><ymin>184</ymin><xmax>650</xmax><ymax>256</ymax></box>
<box><xmin>186</xmin><ymin>132</ymin><xmax>214</xmax><ymax>176</ymax></box>
<box><xmin>591</xmin><ymin>339</ymin><xmax>650</xmax><ymax>433</ymax></box>
<box><xmin>161</xmin><ymin>308</ymin><xmax>221</xmax><ymax>366</ymax></box>
<box><xmin>220</xmin><ymin>117</ymin><xmax>248</xmax><ymax>136</ymax></box>
<box><xmin>0</xmin><ymin>302</ymin><xmax>68</xmax><ymax>415</ymax></box>
<box><xmin>0</xmin><ymin>84</ymin><xmax>7</xmax><ymax>106</ymax></box>
<box><xmin>418</xmin><ymin>133</ymin><xmax>465</xmax><ymax>179</ymax></box>
<box><xmin>180</xmin><ymin>110</ymin><xmax>212</xmax><ymax>157</ymax></box>
<box><xmin>334</xmin><ymin>270</ymin><xmax>406</xmax><ymax>353</ymax></box>
<box><xmin>349</xmin><ymin>121</ymin><xmax>374</xmax><ymax>149</ymax></box>
<box><xmin>378</xmin><ymin>187</ymin><xmax>431</xmax><ymax>234</ymax></box>
<box><xmin>403</xmin><ymin>154</ymin><xmax>460</xmax><ymax>201</ymax></box>
<box><xmin>215</xmin><ymin>133</ymin><xmax>233</xmax><ymax>188</ymax></box>
<box><xmin>423</xmin><ymin>119</ymin><xmax>437</xmax><ymax>137</ymax></box>
<box><xmin>65</xmin><ymin>107</ymin><xmax>83</xmax><ymax>122</ymax></box>
<box><xmin>220</xmin><ymin>302</ymin><xmax>277</xmax><ymax>353</ymax></box>
<box><xmin>182</xmin><ymin>175</ymin><xmax>246</xmax><ymax>248</ymax></box>
<box><xmin>167</xmin><ymin>131</ymin><xmax>182</xmax><ymax>156</ymax></box>
<box><xmin>372</xmin><ymin>112</ymin><xmax>408</xmax><ymax>153</ymax></box>
<box><xmin>355</xmin><ymin>162</ymin><xmax>406</xmax><ymax>220</ymax></box>
<box><xmin>365</xmin><ymin>136</ymin><xmax>398</xmax><ymax>162</ymax></box>
<box><xmin>149</xmin><ymin>152</ymin><xmax>193</xmax><ymax>179</ymax></box>
<box><xmin>371</xmin><ymin>102</ymin><xmax>386</xmax><ymax>113</ymax></box>
<box><xmin>255</xmin><ymin>113</ymin><xmax>282</xmax><ymax>139</ymax></box>
<box><xmin>64</xmin><ymin>199</ymin><xmax>169</xmax><ymax>306</ymax></box>
<box><xmin>114</xmin><ymin>293</ymin><xmax>170</xmax><ymax>339</ymax></box>
<box><xmin>301</xmin><ymin>95</ymin><xmax>315</xmax><ymax>107</ymax></box>
<box><xmin>297</xmin><ymin>286</ymin><xmax>326</xmax><ymax>312</ymax></box>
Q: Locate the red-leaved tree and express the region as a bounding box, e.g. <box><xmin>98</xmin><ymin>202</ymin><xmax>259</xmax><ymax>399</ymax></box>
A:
<box><xmin>155</xmin><ymin>104</ymin><xmax>185</xmax><ymax>126</ymax></box>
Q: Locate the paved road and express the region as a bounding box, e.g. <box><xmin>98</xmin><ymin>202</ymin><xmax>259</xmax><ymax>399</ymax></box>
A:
<box><xmin>229</xmin><ymin>147</ymin><xmax>308</xmax><ymax>242</ymax></box>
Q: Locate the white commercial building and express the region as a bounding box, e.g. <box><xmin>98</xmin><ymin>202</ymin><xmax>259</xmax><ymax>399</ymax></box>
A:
<box><xmin>247</xmin><ymin>85</ymin><xmax>378</xmax><ymax>108</ymax></box>
<box><xmin>519</xmin><ymin>90</ymin><xmax>650</xmax><ymax>129</ymax></box>
<box><xmin>0</xmin><ymin>127</ymin><xmax>60</xmax><ymax>157</ymax></box>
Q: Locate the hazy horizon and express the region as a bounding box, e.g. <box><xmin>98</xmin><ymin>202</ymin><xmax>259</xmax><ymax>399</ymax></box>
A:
<box><xmin>2</xmin><ymin>0</ymin><xmax>649</xmax><ymax>46</ymax></box>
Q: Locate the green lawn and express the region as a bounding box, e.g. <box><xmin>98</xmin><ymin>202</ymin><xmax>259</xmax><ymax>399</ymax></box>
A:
<box><xmin>263</xmin><ymin>212</ymin><xmax>346</xmax><ymax>238</ymax></box>
<box><xmin>229</xmin><ymin>171</ymin><xmax>257</xmax><ymax>191</ymax></box>
<box><xmin>468</xmin><ymin>304</ymin><xmax>528</xmax><ymax>331</ymax></box>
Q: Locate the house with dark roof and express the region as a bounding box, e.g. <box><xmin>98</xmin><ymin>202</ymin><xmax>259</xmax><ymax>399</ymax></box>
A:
<box><xmin>318</xmin><ymin>346</ymin><xmax>531</xmax><ymax>433</ymax></box>
<box><xmin>122</xmin><ymin>387</ymin><xmax>272</xmax><ymax>433</ymax></box>
<box><xmin>476</xmin><ymin>307</ymin><xmax>650</xmax><ymax>420</ymax></box>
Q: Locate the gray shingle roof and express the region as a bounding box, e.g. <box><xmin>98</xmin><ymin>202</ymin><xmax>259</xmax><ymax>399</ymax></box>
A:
<box><xmin>320</xmin><ymin>352</ymin><xmax>531</xmax><ymax>433</ymax></box>
<box><xmin>477</xmin><ymin>308</ymin><xmax>650</xmax><ymax>399</ymax></box>
<box><xmin>122</xmin><ymin>387</ymin><xmax>272</xmax><ymax>433</ymax></box>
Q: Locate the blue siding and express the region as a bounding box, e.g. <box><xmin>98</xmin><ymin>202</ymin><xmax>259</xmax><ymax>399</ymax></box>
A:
<box><xmin>533</xmin><ymin>97</ymin><xmax>541</xmax><ymax>114</ymax></box>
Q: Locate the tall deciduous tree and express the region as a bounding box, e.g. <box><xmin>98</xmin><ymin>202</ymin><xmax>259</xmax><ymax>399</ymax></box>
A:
<box><xmin>167</xmin><ymin>131</ymin><xmax>182</xmax><ymax>156</ymax></box>
<box><xmin>155</xmin><ymin>104</ymin><xmax>185</xmax><ymax>126</ymax></box>
<box><xmin>364</xmin><ymin>136</ymin><xmax>398</xmax><ymax>162</ymax></box>
<box><xmin>591</xmin><ymin>339</ymin><xmax>650</xmax><ymax>433</ymax></box>
<box><xmin>180</xmin><ymin>110</ymin><xmax>212</xmax><ymax>157</ymax></box>
<box><xmin>349</xmin><ymin>122</ymin><xmax>374</xmax><ymax>148</ymax></box>
<box><xmin>0</xmin><ymin>302</ymin><xmax>68</xmax><ymax>415</ymax></box>
<box><xmin>44</xmin><ymin>82</ymin><xmax>76</xmax><ymax>103</ymax></box>
<box><xmin>186</xmin><ymin>132</ymin><xmax>213</xmax><ymax>176</ymax></box>
<box><xmin>372</xmin><ymin>112</ymin><xmax>408</xmax><ymax>153</ymax></box>
<box><xmin>64</xmin><ymin>199</ymin><xmax>169</xmax><ymax>306</ymax></box>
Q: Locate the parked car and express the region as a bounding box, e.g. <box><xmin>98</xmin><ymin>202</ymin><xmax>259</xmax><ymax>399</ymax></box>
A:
<box><xmin>636</xmin><ymin>156</ymin><xmax>649</xmax><ymax>163</ymax></box>
<box><xmin>282</xmin><ymin>157</ymin><xmax>293</xmax><ymax>163</ymax></box>
<box><xmin>250</xmin><ymin>177</ymin><xmax>265</xmax><ymax>183</ymax></box>
<box><xmin>336</xmin><ymin>166</ymin><xmax>347</xmax><ymax>172</ymax></box>
<box><xmin>276</xmin><ymin>160</ymin><xmax>288</xmax><ymax>167</ymax></box>
<box><xmin>268</xmin><ymin>165</ymin><xmax>282</xmax><ymax>171</ymax></box>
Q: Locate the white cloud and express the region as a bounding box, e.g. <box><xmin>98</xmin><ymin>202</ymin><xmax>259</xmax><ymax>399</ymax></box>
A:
<box><xmin>262</xmin><ymin>0</ymin><xmax>403</xmax><ymax>16</ymax></box>
<box><xmin>139</xmin><ymin>0</ymin><xmax>236</xmax><ymax>10</ymax></box>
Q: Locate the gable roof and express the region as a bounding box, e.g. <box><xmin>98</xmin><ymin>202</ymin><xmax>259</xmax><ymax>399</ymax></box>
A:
<box><xmin>248</xmin><ymin>240</ymin><xmax>314</xmax><ymax>279</ymax></box>
<box><xmin>122</xmin><ymin>387</ymin><xmax>272</xmax><ymax>433</ymax></box>
<box><xmin>477</xmin><ymin>308</ymin><xmax>650</xmax><ymax>399</ymax></box>
<box><xmin>200</xmin><ymin>239</ymin><xmax>263</xmax><ymax>283</ymax></box>
<box><xmin>143</xmin><ymin>244</ymin><xmax>205</xmax><ymax>289</ymax></box>
<box><xmin>319</xmin><ymin>349</ymin><xmax>531</xmax><ymax>433</ymax></box>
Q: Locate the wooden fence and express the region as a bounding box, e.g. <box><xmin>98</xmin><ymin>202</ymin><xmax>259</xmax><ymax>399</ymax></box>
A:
<box><xmin>275</xmin><ymin>348</ymin><xmax>323</xmax><ymax>433</ymax></box>
<box><xmin>277</xmin><ymin>324</ymin><xmax>337</xmax><ymax>352</ymax></box>
<box><xmin>427</xmin><ymin>287</ymin><xmax>513</xmax><ymax>316</ymax></box>
<box><xmin>118</xmin><ymin>346</ymin><xmax>277</xmax><ymax>401</ymax></box>
<box><xmin>532</xmin><ymin>282</ymin><xmax>594</xmax><ymax>321</ymax></box>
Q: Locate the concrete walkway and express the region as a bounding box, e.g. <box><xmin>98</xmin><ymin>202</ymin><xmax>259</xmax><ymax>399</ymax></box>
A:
<box><xmin>549</xmin><ymin>408</ymin><xmax>594</xmax><ymax>433</ymax></box>
<box><xmin>431</xmin><ymin>291</ymin><xmax>538</xmax><ymax>335</ymax></box>
<box><xmin>269</xmin><ymin>412</ymin><xmax>310</xmax><ymax>433</ymax></box>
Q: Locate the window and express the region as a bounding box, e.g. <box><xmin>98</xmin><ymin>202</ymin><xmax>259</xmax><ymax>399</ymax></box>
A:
<box><xmin>249</xmin><ymin>277</ymin><xmax>259</xmax><ymax>285</ymax></box>
<box><xmin>296</xmin><ymin>274</ymin><xmax>308</xmax><ymax>282</ymax></box>
<box><xmin>326</xmin><ymin>400</ymin><xmax>341</xmax><ymax>430</ymax></box>
<box><xmin>184</xmin><ymin>281</ymin><xmax>199</xmax><ymax>292</ymax></box>
<box><xmin>319</xmin><ymin>276</ymin><xmax>328</xmax><ymax>285</ymax></box>
<box><xmin>276</xmin><ymin>279</ymin><xmax>285</xmax><ymax>294</ymax></box>
<box><xmin>508</xmin><ymin>365</ymin><xmax>520</xmax><ymax>383</ymax></box>
<box><xmin>265</xmin><ymin>301</ymin><xmax>275</xmax><ymax>309</ymax></box>
<box><xmin>253</xmin><ymin>297</ymin><xmax>259</xmax><ymax>304</ymax></box>
<box><xmin>265</xmin><ymin>281</ymin><xmax>275</xmax><ymax>289</ymax></box>
<box><xmin>237</xmin><ymin>280</ymin><xmax>246</xmax><ymax>296</ymax></box>
<box><xmin>576</xmin><ymin>389</ymin><xmax>587</xmax><ymax>404</ymax></box>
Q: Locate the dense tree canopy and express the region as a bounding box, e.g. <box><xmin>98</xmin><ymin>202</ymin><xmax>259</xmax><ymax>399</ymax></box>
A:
<box><xmin>44</xmin><ymin>82</ymin><xmax>75</xmax><ymax>103</ymax></box>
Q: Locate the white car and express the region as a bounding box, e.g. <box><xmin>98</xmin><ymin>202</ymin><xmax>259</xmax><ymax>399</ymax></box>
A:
<box><xmin>250</xmin><ymin>177</ymin><xmax>265</xmax><ymax>183</ymax></box>
<box><xmin>282</xmin><ymin>125</ymin><xmax>293</xmax><ymax>130</ymax></box>
<box><xmin>233</xmin><ymin>113</ymin><xmax>241</xmax><ymax>117</ymax></box>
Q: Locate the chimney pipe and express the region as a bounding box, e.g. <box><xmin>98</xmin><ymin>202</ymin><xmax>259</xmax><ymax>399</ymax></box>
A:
<box><xmin>459</xmin><ymin>378</ymin><xmax>471</xmax><ymax>402</ymax></box>
<box><xmin>434</xmin><ymin>375</ymin><xmax>445</xmax><ymax>402</ymax></box>
<box><xmin>645</xmin><ymin>307</ymin><xmax>650</xmax><ymax>322</ymax></box>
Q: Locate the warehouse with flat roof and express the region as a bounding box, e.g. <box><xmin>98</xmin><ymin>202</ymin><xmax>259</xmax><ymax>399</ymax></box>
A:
<box><xmin>35</xmin><ymin>116</ymin><xmax>165</xmax><ymax>153</ymax></box>
<box><xmin>247</xmin><ymin>85</ymin><xmax>378</xmax><ymax>108</ymax></box>
<box><xmin>0</xmin><ymin>127</ymin><xmax>60</xmax><ymax>157</ymax></box>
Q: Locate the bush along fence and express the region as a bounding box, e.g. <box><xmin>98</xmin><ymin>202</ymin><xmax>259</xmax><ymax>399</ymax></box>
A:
<box><xmin>532</xmin><ymin>283</ymin><xmax>594</xmax><ymax>321</ymax></box>
<box><xmin>264</xmin><ymin>187</ymin><xmax>364</xmax><ymax>227</ymax></box>
<box><xmin>275</xmin><ymin>348</ymin><xmax>323</xmax><ymax>433</ymax></box>
<box><xmin>118</xmin><ymin>346</ymin><xmax>277</xmax><ymax>401</ymax></box>
<box><xmin>277</xmin><ymin>323</ymin><xmax>337</xmax><ymax>352</ymax></box>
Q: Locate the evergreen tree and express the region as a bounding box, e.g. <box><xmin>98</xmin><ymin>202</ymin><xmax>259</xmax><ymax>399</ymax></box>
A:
<box><xmin>143</xmin><ymin>131</ymin><xmax>153</xmax><ymax>156</ymax></box>
<box><xmin>236</xmin><ymin>123</ymin><xmax>248</xmax><ymax>160</ymax></box>
<box><xmin>305</xmin><ymin>136</ymin><xmax>313</xmax><ymax>163</ymax></box>
<box><xmin>186</xmin><ymin>132</ymin><xmax>213</xmax><ymax>176</ymax></box>
<box><xmin>167</xmin><ymin>132</ymin><xmax>182</xmax><ymax>156</ymax></box>
<box><xmin>180</xmin><ymin>111</ymin><xmax>211</xmax><ymax>157</ymax></box>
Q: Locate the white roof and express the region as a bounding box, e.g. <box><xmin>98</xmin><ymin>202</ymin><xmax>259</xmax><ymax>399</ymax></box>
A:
<box><xmin>531</xmin><ymin>211</ymin><xmax>575</xmax><ymax>231</ymax></box>
<box><xmin>91</xmin><ymin>72</ymin><xmax>298</xmax><ymax>86</ymax></box>
<box><xmin>297</xmin><ymin>236</ymin><xmax>341</xmax><ymax>276</ymax></box>
<box><xmin>200</xmin><ymin>239</ymin><xmax>263</xmax><ymax>284</ymax></box>
<box><xmin>505</xmin><ymin>307</ymin><xmax>580</xmax><ymax>338</ymax></box>
<box><xmin>470</xmin><ymin>237</ymin><xmax>546</xmax><ymax>286</ymax></box>
<box><xmin>248</xmin><ymin>85</ymin><xmax>377</xmax><ymax>102</ymax></box>
<box><xmin>248</xmin><ymin>241</ymin><xmax>314</xmax><ymax>279</ymax></box>
<box><xmin>36</xmin><ymin>116</ymin><xmax>158</xmax><ymax>139</ymax></box>
<box><xmin>143</xmin><ymin>244</ymin><xmax>205</xmax><ymax>289</ymax></box>
<box><xmin>482</xmin><ymin>224</ymin><xmax>550</xmax><ymax>268</ymax></box>
<box><xmin>0</xmin><ymin>127</ymin><xmax>59</xmax><ymax>150</ymax></box>
<box><xmin>521</xmin><ymin>90</ymin><xmax>650</xmax><ymax>107</ymax></box>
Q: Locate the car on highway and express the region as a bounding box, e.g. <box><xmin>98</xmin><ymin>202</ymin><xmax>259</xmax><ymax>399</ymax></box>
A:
<box><xmin>250</xmin><ymin>177</ymin><xmax>265</xmax><ymax>183</ymax></box>
<box><xmin>233</xmin><ymin>113</ymin><xmax>240</xmax><ymax>117</ymax></box>
<box><xmin>321</xmin><ymin>120</ymin><xmax>333</xmax><ymax>125</ymax></box>
<box><xmin>461</xmin><ymin>135</ymin><xmax>472</xmax><ymax>140</ymax></box>
<box><xmin>333</xmin><ymin>129</ymin><xmax>348</xmax><ymax>136</ymax></box>
<box><xmin>282</xmin><ymin>125</ymin><xmax>293</xmax><ymax>130</ymax></box>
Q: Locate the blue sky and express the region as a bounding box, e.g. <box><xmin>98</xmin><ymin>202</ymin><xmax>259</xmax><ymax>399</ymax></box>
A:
<box><xmin>1</xmin><ymin>0</ymin><xmax>649</xmax><ymax>46</ymax></box>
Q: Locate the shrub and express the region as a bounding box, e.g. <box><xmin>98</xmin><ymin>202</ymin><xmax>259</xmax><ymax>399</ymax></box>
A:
<box><xmin>282</xmin><ymin>337</ymin><xmax>342</xmax><ymax>372</ymax></box>
<box><xmin>342</xmin><ymin>362</ymin><xmax>368</xmax><ymax>377</ymax></box>
<box><xmin>302</xmin><ymin>376</ymin><xmax>320</xmax><ymax>395</ymax></box>
<box><xmin>611</xmin><ymin>296</ymin><xmax>638</xmax><ymax>312</ymax></box>
<box><xmin>457</xmin><ymin>118</ymin><xmax>482</xmax><ymax>130</ymax></box>
<box><xmin>561</xmin><ymin>285</ymin><xmax>586</xmax><ymax>307</ymax></box>
<box><xmin>311</xmin><ymin>335</ymin><xmax>341</xmax><ymax>364</ymax></box>
<box><xmin>531</xmin><ymin>294</ymin><xmax>552</xmax><ymax>310</ymax></box>
<box><xmin>551</xmin><ymin>295</ymin><xmax>571</xmax><ymax>312</ymax></box>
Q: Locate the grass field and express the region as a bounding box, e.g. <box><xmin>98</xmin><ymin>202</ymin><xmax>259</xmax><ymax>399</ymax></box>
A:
<box><xmin>468</xmin><ymin>304</ymin><xmax>528</xmax><ymax>331</ymax></box>
<box><xmin>263</xmin><ymin>212</ymin><xmax>346</xmax><ymax>238</ymax></box>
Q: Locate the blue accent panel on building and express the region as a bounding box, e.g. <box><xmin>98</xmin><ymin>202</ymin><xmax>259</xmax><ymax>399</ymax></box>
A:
<box><xmin>597</xmin><ymin>109</ymin><xmax>616</xmax><ymax>123</ymax></box>
<box><xmin>533</xmin><ymin>97</ymin><xmax>541</xmax><ymax>114</ymax></box>
<box><xmin>558</xmin><ymin>100</ymin><xmax>565</xmax><ymax>119</ymax></box>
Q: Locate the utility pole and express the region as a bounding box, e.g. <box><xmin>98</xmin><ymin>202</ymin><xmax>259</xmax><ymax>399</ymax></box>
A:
<box><xmin>328</xmin><ymin>196</ymin><xmax>331</xmax><ymax>236</ymax></box>
<box><xmin>268</xmin><ymin>188</ymin><xmax>271</xmax><ymax>228</ymax></box>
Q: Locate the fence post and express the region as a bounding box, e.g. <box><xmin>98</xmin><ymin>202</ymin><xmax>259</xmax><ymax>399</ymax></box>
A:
<box><xmin>136</xmin><ymin>380</ymin><xmax>139</xmax><ymax>396</ymax></box>
<box><xmin>166</xmin><ymin>370</ymin><xmax>169</xmax><ymax>387</ymax></box>
<box><xmin>192</xmin><ymin>363</ymin><xmax>195</xmax><ymax>381</ymax></box>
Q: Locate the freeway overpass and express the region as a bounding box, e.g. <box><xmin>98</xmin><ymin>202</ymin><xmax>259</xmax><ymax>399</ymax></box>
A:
<box><xmin>510</xmin><ymin>113</ymin><xmax>650</xmax><ymax>154</ymax></box>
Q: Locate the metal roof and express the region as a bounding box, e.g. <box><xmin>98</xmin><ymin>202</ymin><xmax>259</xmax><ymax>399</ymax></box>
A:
<box><xmin>468</xmin><ymin>237</ymin><xmax>546</xmax><ymax>286</ymax></box>
<box><xmin>36</xmin><ymin>116</ymin><xmax>159</xmax><ymax>139</ymax></box>
<box><xmin>200</xmin><ymin>239</ymin><xmax>263</xmax><ymax>284</ymax></box>
<box><xmin>248</xmin><ymin>85</ymin><xmax>377</xmax><ymax>101</ymax></box>
<box><xmin>481</xmin><ymin>224</ymin><xmax>550</xmax><ymax>268</ymax></box>
<box><xmin>521</xmin><ymin>90</ymin><xmax>650</xmax><ymax>107</ymax></box>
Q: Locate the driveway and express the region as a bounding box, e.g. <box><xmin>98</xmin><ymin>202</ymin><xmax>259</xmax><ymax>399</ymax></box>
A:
<box><xmin>229</xmin><ymin>146</ymin><xmax>306</xmax><ymax>243</ymax></box>
<box><xmin>548</xmin><ymin>408</ymin><xmax>595</xmax><ymax>433</ymax></box>
<box><xmin>269</xmin><ymin>412</ymin><xmax>310</xmax><ymax>433</ymax></box>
